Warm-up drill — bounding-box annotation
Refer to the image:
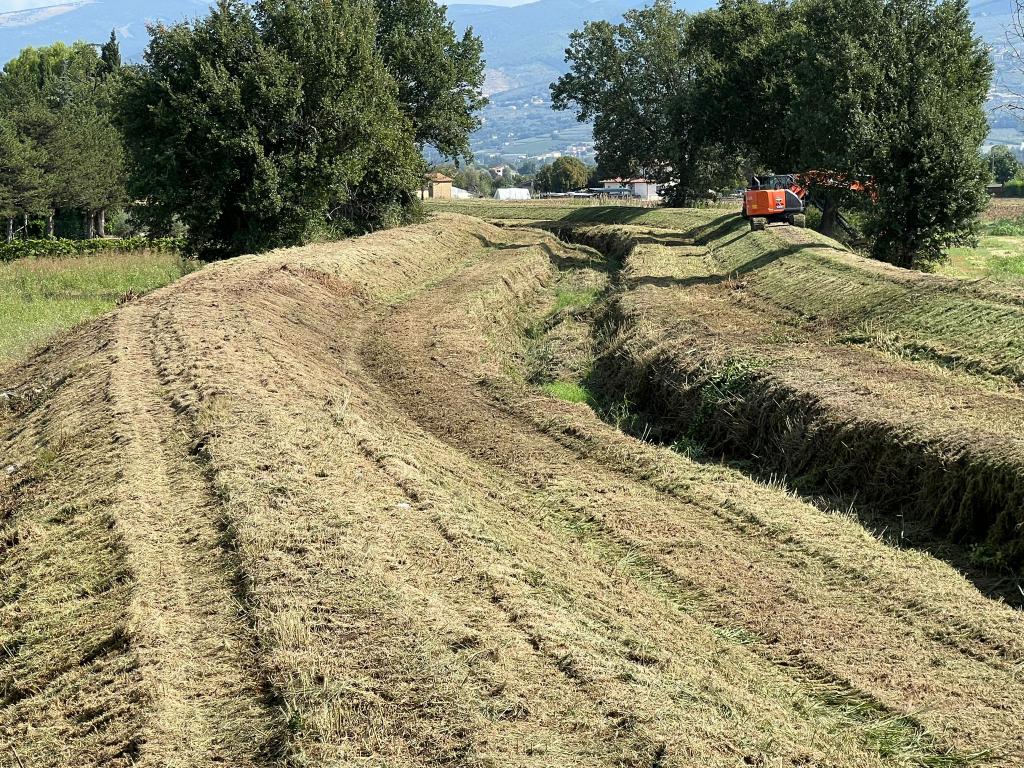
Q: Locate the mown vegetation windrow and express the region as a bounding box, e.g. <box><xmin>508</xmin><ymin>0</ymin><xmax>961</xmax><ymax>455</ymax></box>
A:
<box><xmin>501</xmin><ymin>205</ymin><xmax>1024</xmax><ymax>593</ymax></box>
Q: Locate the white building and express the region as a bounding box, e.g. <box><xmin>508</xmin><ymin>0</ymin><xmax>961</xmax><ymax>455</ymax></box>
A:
<box><xmin>494</xmin><ymin>188</ymin><xmax>532</xmax><ymax>201</ymax></box>
<box><xmin>601</xmin><ymin>177</ymin><xmax>660</xmax><ymax>200</ymax></box>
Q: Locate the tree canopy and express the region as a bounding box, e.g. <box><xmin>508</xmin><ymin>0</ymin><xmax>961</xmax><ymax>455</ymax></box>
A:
<box><xmin>374</xmin><ymin>0</ymin><xmax>487</xmax><ymax>162</ymax></box>
<box><xmin>988</xmin><ymin>145</ymin><xmax>1020</xmax><ymax>185</ymax></box>
<box><xmin>116</xmin><ymin>0</ymin><xmax>484</xmax><ymax>259</ymax></box>
<box><xmin>551</xmin><ymin>0</ymin><xmax>686</xmax><ymax>187</ymax></box>
<box><xmin>0</xmin><ymin>39</ymin><xmax>125</xmax><ymax>239</ymax></box>
<box><xmin>534</xmin><ymin>156</ymin><xmax>591</xmax><ymax>193</ymax></box>
<box><xmin>0</xmin><ymin>0</ymin><xmax>484</xmax><ymax>254</ymax></box>
<box><xmin>553</xmin><ymin>0</ymin><xmax>993</xmax><ymax>269</ymax></box>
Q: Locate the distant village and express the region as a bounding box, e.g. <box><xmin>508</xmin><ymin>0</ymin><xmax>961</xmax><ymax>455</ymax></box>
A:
<box><xmin>421</xmin><ymin>165</ymin><xmax>662</xmax><ymax>202</ymax></box>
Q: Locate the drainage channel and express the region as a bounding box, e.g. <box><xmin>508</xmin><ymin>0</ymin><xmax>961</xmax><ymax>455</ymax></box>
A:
<box><xmin>526</xmin><ymin>222</ymin><xmax>1024</xmax><ymax>609</ymax></box>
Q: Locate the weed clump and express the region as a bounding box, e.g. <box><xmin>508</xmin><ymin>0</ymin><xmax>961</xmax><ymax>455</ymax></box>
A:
<box><xmin>541</xmin><ymin>381</ymin><xmax>596</xmax><ymax>406</ymax></box>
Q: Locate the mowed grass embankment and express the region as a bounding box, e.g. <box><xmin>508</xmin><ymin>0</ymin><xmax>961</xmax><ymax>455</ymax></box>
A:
<box><xmin>0</xmin><ymin>250</ymin><xmax>196</xmax><ymax>364</ymax></box>
<box><xmin>4</xmin><ymin>212</ymin><xmax>1024</xmax><ymax>765</ymax></box>
<box><xmin>438</xmin><ymin>200</ymin><xmax>1024</xmax><ymax>376</ymax></box>
<box><xmin>533</xmin><ymin>211</ymin><xmax>1024</xmax><ymax>586</ymax></box>
<box><xmin>425</xmin><ymin>197</ymin><xmax>733</xmax><ymax>228</ymax></box>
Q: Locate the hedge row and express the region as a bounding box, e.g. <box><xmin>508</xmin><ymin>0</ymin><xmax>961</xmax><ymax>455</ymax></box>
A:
<box><xmin>0</xmin><ymin>237</ymin><xmax>183</xmax><ymax>262</ymax></box>
<box><xmin>999</xmin><ymin>179</ymin><xmax>1024</xmax><ymax>197</ymax></box>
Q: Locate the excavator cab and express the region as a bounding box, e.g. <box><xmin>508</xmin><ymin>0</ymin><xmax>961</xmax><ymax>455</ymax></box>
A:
<box><xmin>743</xmin><ymin>174</ymin><xmax>807</xmax><ymax>231</ymax></box>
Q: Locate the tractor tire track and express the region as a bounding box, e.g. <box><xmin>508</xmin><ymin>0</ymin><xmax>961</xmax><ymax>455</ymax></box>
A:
<box><xmin>105</xmin><ymin>302</ymin><xmax>274</xmax><ymax>767</ymax></box>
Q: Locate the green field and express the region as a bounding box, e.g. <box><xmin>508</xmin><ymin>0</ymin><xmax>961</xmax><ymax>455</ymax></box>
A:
<box><xmin>0</xmin><ymin>251</ymin><xmax>196</xmax><ymax>364</ymax></box>
<box><xmin>943</xmin><ymin>236</ymin><xmax>1024</xmax><ymax>280</ymax></box>
<box><xmin>941</xmin><ymin>216</ymin><xmax>1024</xmax><ymax>281</ymax></box>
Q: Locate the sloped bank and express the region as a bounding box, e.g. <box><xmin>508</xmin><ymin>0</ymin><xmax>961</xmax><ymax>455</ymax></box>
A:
<box><xmin>559</xmin><ymin>223</ymin><xmax>1024</xmax><ymax>579</ymax></box>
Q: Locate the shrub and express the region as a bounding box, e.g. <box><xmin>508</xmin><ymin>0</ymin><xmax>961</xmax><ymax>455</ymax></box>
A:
<box><xmin>1002</xmin><ymin>178</ymin><xmax>1024</xmax><ymax>197</ymax></box>
<box><xmin>0</xmin><ymin>237</ymin><xmax>183</xmax><ymax>262</ymax></box>
<box><xmin>984</xmin><ymin>218</ymin><xmax>1024</xmax><ymax>236</ymax></box>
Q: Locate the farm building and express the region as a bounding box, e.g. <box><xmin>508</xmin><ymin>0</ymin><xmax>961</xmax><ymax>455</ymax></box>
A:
<box><xmin>452</xmin><ymin>186</ymin><xmax>473</xmax><ymax>199</ymax></box>
<box><xmin>421</xmin><ymin>172</ymin><xmax>454</xmax><ymax>200</ymax></box>
<box><xmin>601</xmin><ymin>177</ymin><xmax>660</xmax><ymax>200</ymax></box>
<box><xmin>494</xmin><ymin>188</ymin><xmax>532</xmax><ymax>201</ymax></box>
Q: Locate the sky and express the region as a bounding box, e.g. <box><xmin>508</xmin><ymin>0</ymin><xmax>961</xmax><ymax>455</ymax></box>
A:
<box><xmin>0</xmin><ymin>0</ymin><xmax>56</xmax><ymax>9</ymax></box>
<box><xmin>0</xmin><ymin>0</ymin><xmax>539</xmax><ymax>9</ymax></box>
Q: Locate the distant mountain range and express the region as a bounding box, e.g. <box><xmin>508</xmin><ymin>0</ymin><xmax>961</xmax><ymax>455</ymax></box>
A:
<box><xmin>0</xmin><ymin>1</ymin><xmax>211</xmax><ymax>60</ymax></box>
<box><xmin>0</xmin><ymin>0</ymin><xmax>1019</xmax><ymax>159</ymax></box>
<box><xmin>447</xmin><ymin>0</ymin><xmax>710</xmax><ymax>95</ymax></box>
<box><xmin>0</xmin><ymin>0</ymin><xmax>712</xmax><ymax>81</ymax></box>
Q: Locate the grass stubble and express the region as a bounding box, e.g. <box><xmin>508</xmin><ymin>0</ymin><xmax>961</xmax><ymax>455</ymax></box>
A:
<box><xmin>0</xmin><ymin>212</ymin><xmax>1022</xmax><ymax>766</ymax></box>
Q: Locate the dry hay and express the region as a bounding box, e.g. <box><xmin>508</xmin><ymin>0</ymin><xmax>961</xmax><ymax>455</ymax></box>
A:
<box><xmin>0</xmin><ymin>213</ymin><xmax>1022</xmax><ymax>767</ymax></box>
<box><xmin>555</xmin><ymin>221</ymin><xmax>1024</xmax><ymax>577</ymax></box>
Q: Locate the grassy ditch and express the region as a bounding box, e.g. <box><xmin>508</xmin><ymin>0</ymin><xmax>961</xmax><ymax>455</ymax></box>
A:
<box><xmin>591</xmin><ymin>314</ymin><xmax>1024</xmax><ymax>573</ymax></box>
<box><xmin>539</xmin><ymin>209</ymin><xmax>1024</xmax><ymax>386</ymax></box>
<box><xmin>528</xmin><ymin>220</ymin><xmax>1024</xmax><ymax>593</ymax></box>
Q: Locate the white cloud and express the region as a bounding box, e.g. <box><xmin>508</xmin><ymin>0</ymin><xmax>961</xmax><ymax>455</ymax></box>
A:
<box><xmin>0</xmin><ymin>1</ymin><xmax>55</xmax><ymax>11</ymax></box>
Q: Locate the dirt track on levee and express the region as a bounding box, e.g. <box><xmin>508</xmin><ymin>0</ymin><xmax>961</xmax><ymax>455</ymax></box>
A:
<box><xmin>2</xmin><ymin>212</ymin><xmax>1023</xmax><ymax>767</ymax></box>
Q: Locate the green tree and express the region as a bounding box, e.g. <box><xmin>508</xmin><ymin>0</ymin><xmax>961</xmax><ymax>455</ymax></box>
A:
<box><xmin>535</xmin><ymin>157</ymin><xmax>590</xmax><ymax>193</ymax></box>
<box><xmin>373</xmin><ymin>0</ymin><xmax>487</xmax><ymax>162</ymax></box>
<box><xmin>53</xmin><ymin>101</ymin><xmax>126</xmax><ymax>236</ymax></box>
<box><xmin>988</xmin><ymin>145</ymin><xmax>1020</xmax><ymax>184</ymax></box>
<box><xmin>100</xmin><ymin>30</ymin><xmax>123</xmax><ymax>79</ymax></box>
<box><xmin>0</xmin><ymin>41</ymin><xmax>126</xmax><ymax>238</ymax></box>
<box><xmin>517</xmin><ymin>158</ymin><xmax>539</xmax><ymax>176</ymax></box>
<box><xmin>0</xmin><ymin>118</ymin><xmax>46</xmax><ymax>242</ymax></box>
<box><xmin>0</xmin><ymin>43</ymin><xmax>91</xmax><ymax>106</ymax></box>
<box><xmin>698</xmin><ymin>0</ymin><xmax>990</xmax><ymax>264</ymax></box>
<box><xmin>683</xmin><ymin>0</ymin><xmax>796</xmax><ymax>175</ymax></box>
<box><xmin>782</xmin><ymin>0</ymin><xmax>883</xmax><ymax>235</ymax></box>
<box><xmin>120</xmin><ymin>0</ymin><xmax>422</xmax><ymax>259</ymax></box>
<box><xmin>552</xmin><ymin>0</ymin><xmax>687</xmax><ymax>190</ymax></box>
<box><xmin>556</xmin><ymin>0</ymin><xmax>992</xmax><ymax>267</ymax></box>
<box><xmin>452</xmin><ymin>165</ymin><xmax>493</xmax><ymax>197</ymax></box>
<box><xmin>842</xmin><ymin>0</ymin><xmax>990</xmax><ymax>267</ymax></box>
<box><xmin>533</xmin><ymin>164</ymin><xmax>552</xmax><ymax>194</ymax></box>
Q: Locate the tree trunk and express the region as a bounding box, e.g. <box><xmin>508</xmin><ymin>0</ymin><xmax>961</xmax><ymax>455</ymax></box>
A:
<box><xmin>22</xmin><ymin>213</ymin><xmax>28</xmax><ymax>240</ymax></box>
<box><xmin>47</xmin><ymin>212</ymin><xmax>55</xmax><ymax>239</ymax></box>
<box><xmin>5</xmin><ymin>218</ymin><xmax>12</xmax><ymax>244</ymax></box>
<box><xmin>96</xmin><ymin>209</ymin><xmax>106</xmax><ymax>238</ymax></box>
<box><xmin>819</xmin><ymin>200</ymin><xmax>839</xmax><ymax>238</ymax></box>
<box><xmin>85</xmin><ymin>211</ymin><xmax>96</xmax><ymax>239</ymax></box>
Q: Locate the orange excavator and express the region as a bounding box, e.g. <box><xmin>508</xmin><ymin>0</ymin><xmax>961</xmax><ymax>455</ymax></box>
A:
<box><xmin>742</xmin><ymin>172</ymin><xmax>874</xmax><ymax>233</ymax></box>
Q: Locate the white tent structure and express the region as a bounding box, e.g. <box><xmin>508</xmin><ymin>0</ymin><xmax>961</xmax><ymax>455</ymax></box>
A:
<box><xmin>494</xmin><ymin>188</ymin><xmax>532</xmax><ymax>201</ymax></box>
<box><xmin>452</xmin><ymin>186</ymin><xmax>473</xmax><ymax>199</ymax></box>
